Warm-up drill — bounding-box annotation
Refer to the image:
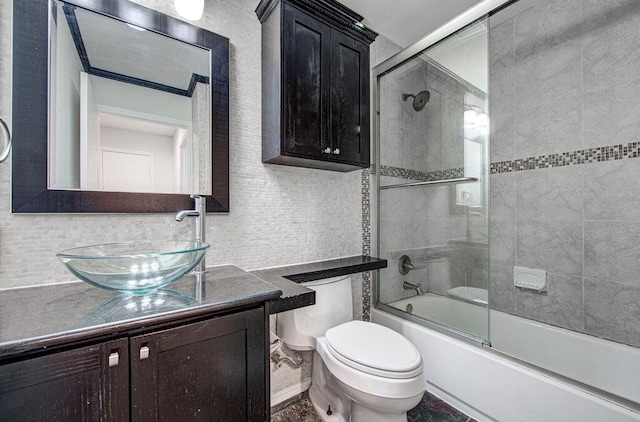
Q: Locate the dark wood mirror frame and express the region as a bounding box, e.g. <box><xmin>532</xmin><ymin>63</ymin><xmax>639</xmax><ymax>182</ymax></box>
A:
<box><xmin>12</xmin><ymin>0</ymin><xmax>229</xmax><ymax>213</ymax></box>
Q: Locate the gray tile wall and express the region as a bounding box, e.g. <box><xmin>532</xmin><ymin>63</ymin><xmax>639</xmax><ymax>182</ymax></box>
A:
<box><xmin>489</xmin><ymin>0</ymin><xmax>640</xmax><ymax>348</ymax></box>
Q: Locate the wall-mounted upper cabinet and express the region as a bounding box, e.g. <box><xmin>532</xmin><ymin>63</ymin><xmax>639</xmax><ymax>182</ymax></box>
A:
<box><xmin>256</xmin><ymin>0</ymin><xmax>378</xmax><ymax>172</ymax></box>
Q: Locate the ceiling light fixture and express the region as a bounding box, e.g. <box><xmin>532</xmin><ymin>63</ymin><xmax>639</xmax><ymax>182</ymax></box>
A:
<box><xmin>174</xmin><ymin>0</ymin><xmax>204</xmax><ymax>21</ymax></box>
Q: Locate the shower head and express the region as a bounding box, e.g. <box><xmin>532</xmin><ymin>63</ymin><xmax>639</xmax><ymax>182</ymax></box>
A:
<box><xmin>402</xmin><ymin>90</ymin><xmax>430</xmax><ymax>111</ymax></box>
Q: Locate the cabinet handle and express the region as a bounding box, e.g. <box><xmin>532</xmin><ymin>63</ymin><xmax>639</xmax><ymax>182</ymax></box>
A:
<box><xmin>140</xmin><ymin>345</ymin><xmax>150</xmax><ymax>360</ymax></box>
<box><xmin>108</xmin><ymin>351</ymin><xmax>120</xmax><ymax>367</ymax></box>
<box><xmin>323</xmin><ymin>147</ymin><xmax>331</xmax><ymax>154</ymax></box>
<box><xmin>333</xmin><ymin>148</ymin><xmax>340</xmax><ymax>155</ymax></box>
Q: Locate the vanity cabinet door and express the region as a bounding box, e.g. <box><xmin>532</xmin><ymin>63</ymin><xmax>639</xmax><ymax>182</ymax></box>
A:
<box><xmin>0</xmin><ymin>338</ymin><xmax>129</xmax><ymax>422</ymax></box>
<box><xmin>330</xmin><ymin>29</ymin><xmax>370</xmax><ymax>166</ymax></box>
<box><xmin>130</xmin><ymin>307</ymin><xmax>267</xmax><ymax>422</ymax></box>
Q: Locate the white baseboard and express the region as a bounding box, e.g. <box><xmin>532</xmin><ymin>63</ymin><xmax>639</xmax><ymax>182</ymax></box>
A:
<box><xmin>271</xmin><ymin>379</ymin><xmax>312</xmax><ymax>406</ymax></box>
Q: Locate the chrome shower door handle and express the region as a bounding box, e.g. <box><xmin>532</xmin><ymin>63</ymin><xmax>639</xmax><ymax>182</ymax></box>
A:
<box><xmin>0</xmin><ymin>116</ymin><xmax>11</xmax><ymax>163</ymax></box>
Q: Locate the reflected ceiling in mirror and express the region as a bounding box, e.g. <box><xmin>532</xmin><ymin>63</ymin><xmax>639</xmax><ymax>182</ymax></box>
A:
<box><xmin>12</xmin><ymin>0</ymin><xmax>229</xmax><ymax>213</ymax></box>
<box><xmin>49</xmin><ymin>1</ymin><xmax>211</xmax><ymax>195</ymax></box>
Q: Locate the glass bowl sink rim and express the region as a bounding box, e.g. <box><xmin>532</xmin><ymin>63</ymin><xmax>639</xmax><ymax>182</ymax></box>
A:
<box><xmin>57</xmin><ymin>240</ymin><xmax>210</xmax><ymax>260</ymax></box>
<box><xmin>57</xmin><ymin>240</ymin><xmax>210</xmax><ymax>294</ymax></box>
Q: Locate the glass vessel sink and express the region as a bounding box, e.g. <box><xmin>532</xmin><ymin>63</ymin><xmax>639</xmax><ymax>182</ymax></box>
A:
<box><xmin>57</xmin><ymin>241</ymin><xmax>209</xmax><ymax>293</ymax></box>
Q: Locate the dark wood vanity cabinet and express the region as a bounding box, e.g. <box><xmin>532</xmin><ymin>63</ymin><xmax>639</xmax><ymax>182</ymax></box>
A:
<box><xmin>0</xmin><ymin>307</ymin><xmax>268</xmax><ymax>422</ymax></box>
<box><xmin>131</xmin><ymin>308</ymin><xmax>267</xmax><ymax>422</ymax></box>
<box><xmin>257</xmin><ymin>0</ymin><xmax>377</xmax><ymax>172</ymax></box>
<box><xmin>0</xmin><ymin>338</ymin><xmax>129</xmax><ymax>422</ymax></box>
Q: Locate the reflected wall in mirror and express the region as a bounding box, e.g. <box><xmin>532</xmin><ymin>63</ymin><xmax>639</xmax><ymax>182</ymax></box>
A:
<box><xmin>50</xmin><ymin>0</ymin><xmax>211</xmax><ymax>195</ymax></box>
<box><xmin>12</xmin><ymin>0</ymin><xmax>229</xmax><ymax>213</ymax></box>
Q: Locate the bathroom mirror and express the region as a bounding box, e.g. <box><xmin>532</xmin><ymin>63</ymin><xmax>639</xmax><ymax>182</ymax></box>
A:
<box><xmin>12</xmin><ymin>0</ymin><xmax>229</xmax><ymax>213</ymax></box>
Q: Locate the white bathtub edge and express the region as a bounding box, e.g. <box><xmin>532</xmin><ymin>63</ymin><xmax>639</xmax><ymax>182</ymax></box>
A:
<box><xmin>372</xmin><ymin>308</ymin><xmax>640</xmax><ymax>422</ymax></box>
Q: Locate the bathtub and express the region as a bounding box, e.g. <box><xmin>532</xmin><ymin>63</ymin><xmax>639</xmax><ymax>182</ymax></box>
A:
<box><xmin>373</xmin><ymin>294</ymin><xmax>640</xmax><ymax>422</ymax></box>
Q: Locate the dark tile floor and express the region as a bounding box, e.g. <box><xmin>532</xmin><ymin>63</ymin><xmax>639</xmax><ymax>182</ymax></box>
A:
<box><xmin>408</xmin><ymin>391</ymin><xmax>476</xmax><ymax>422</ymax></box>
<box><xmin>271</xmin><ymin>391</ymin><xmax>322</xmax><ymax>422</ymax></box>
<box><xmin>271</xmin><ymin>391</ymin><xmax>475</xmax><ymax>422</ymax></box>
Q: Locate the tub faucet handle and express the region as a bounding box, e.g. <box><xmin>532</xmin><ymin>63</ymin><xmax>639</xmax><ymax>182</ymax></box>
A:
<box><xmin>399</xmin><ymin>255</ymin><xmax>425</xmax><ymax>275</ymax></box>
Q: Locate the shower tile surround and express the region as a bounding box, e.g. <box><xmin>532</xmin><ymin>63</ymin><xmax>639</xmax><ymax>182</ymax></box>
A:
<box><xmin>486</xmin><ymin>0</ymin><xmax>640</xmax><ymax>348</ymax></box>
<box><xmin>375</xmin><ymin>0</ymin><xmax>640</xmax><ymax>351</ymax></box>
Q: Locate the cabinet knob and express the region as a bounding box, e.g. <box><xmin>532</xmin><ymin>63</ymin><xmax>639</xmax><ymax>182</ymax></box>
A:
<box><xmin>333</xmin><ymin>148</ymin><xmax>340</xmax><ymax>155</ymax></box>
<box><xmin>108</xmin><ymin>351</ymin><xmax>120</xmax><ymax>367</ymax></box>
<box><xmin>323</xmin><ymin>147</ymin><xmax>331</xmax><ymax>154</ymax></box>
<box><xmin>140</xmin><ymin>345</ymin><xmax>150</xmax><ymax>360</ymax></box>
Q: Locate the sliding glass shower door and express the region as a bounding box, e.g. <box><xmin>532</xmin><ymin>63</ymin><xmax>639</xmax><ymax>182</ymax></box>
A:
<box><xmin>375</xmin><ymin>18</ymin><xmax>490</xmax><ymax>342</ymax></box>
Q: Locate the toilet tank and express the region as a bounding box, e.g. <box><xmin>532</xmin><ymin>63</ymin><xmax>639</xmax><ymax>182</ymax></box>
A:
<box><xmin>277</xmin><ymin>275</ymin><xmax>352</xmax><ymax>351</ymax></box>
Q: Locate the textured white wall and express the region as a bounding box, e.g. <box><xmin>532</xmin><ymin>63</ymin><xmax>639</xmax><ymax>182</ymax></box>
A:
<box><xmin>0</xmin><ymin>0</ymin><xmax>362</xmax><ymax>289</ymax></box>
<box><xmin>0</xmin><ymin>0</ymin><xmax>402</xmax><ymax>403</ymax></box>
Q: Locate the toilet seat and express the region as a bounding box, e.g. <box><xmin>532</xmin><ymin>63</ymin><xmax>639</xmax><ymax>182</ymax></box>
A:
<box><xmin>324</xmin><ymin>321</ymin><xmax>423</xmax><ymax>379</ymax></box>
<box><xmin>315</xmin><ymin>336</ymin><xmax>425</xmax><ymax>400</ymax></box>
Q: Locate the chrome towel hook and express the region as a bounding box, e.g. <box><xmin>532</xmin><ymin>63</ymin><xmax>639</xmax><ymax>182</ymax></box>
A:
<box><xmin>0</xmin><ymin>116</ymin><xmax>11</xmax><ymax>163</ymax></box>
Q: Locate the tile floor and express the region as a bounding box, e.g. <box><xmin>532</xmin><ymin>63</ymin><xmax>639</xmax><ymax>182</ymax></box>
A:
<box><xmin>271</xmin><ymin>391</ymin><xmax>476</xmax><ymax>422</ymax></box>
<box><xmin>271</xmin><ymin>392</ymin><xmax>322</xmax><ymax>422</ymax></box>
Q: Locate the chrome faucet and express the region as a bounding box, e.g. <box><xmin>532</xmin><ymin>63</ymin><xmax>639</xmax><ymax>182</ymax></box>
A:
<box><xmin>398</xmin><ymin>255</ymin><xmax>425</xmax><ymax>275</ymax></box>
<box><xmin>403</xmin><ymin>281</ymin><xmax>424</xmax><ymax>296</ymax></box>
<box><xmin>175</xmin><ymin>195</ymin><xmax>206</xmax><ymax>273</ymax></box>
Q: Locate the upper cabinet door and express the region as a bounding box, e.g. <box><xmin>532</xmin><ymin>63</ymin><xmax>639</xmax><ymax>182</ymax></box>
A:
<box><xmin>257</xmin><ymin>0</ymin><xmax>377</xmax><ymax>171</ymax></box>
<box><xmin>330</xmin><ymin>30</ymin><xmax>370</xmax><ymax>166</ymax></box>
<box><xmin>282</xmin><ymin>4</ymin><xmax>331</xmax><ymax>160</ymax></box>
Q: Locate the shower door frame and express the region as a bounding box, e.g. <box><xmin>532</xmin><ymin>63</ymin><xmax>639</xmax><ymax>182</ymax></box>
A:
<box><xmin>370</xmin><ymin>0</ymin><xmax>513</xmax><ymax>345</ymax></box>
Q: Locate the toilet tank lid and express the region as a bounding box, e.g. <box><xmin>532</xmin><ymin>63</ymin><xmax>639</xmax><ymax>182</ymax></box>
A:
<box><xmin>325</xmin><ymin>321</ymin><xmax>422</xmax><ymax>373</ymax></box>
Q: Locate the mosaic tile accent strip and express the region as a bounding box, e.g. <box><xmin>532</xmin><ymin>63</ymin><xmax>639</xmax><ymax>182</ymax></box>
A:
<box><xmin>362</xmin><ymin>167</ymin><xmax>372</xmax><ymax>322</ymax></box>
<box><xmin>490</xmin><ymin>141</ymin><xmax>640</xmax><ymax>174</ymax></box>
<box><xmin>380</xmin><ymin>165</ymin><xmax>465</xmax><ymax>181</ymax></box>
<box><xmin>362</xmin><ymin>271</ymin><xmax>372</xmax><ymax>322</ymax></box>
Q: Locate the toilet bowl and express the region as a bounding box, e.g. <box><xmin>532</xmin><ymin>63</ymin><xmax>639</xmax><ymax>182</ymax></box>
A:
<box><xmin>277</xmin><ymin>275</ymin><xmax>426</xmax><ymax>422</ymax></box>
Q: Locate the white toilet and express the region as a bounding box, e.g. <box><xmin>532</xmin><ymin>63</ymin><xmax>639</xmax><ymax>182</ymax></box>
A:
<box><xmin>277</xmin><ymin>275</ymin><xmax>426</xmax><ymax>422</ymax></box>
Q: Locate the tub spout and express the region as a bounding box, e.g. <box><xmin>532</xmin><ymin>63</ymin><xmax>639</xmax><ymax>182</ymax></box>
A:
<box><xmin>403</xmin><ymin>281</ymin><xmax>424</xmax><ymax>296</ymax></box>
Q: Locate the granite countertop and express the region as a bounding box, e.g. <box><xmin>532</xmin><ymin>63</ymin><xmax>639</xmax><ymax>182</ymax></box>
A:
<box><xmin>0</xmin><ymin>265</ymin><xmax>282</xmax><ymax>360</ymax></box>
<box><xmin>0</xmin><ymin>255</ymin><xmax>387</xmax><ymax>360</ymax></box>
<box><xmin>253</xmin><ymin>255</ymin><xmax>387</xmax><ymax>314</ymax></box>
